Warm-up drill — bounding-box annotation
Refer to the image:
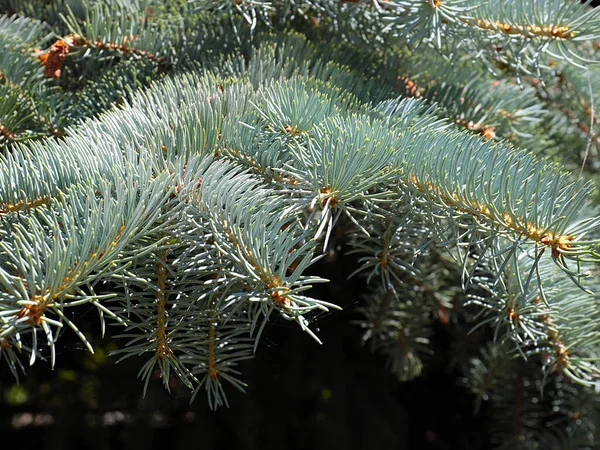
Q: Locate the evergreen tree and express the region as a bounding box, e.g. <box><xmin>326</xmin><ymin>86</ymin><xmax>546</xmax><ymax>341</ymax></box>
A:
<box><xmin>1</xmin><ymin>0</ymin><xmax>600</xmax><ymax>447</ymax></box>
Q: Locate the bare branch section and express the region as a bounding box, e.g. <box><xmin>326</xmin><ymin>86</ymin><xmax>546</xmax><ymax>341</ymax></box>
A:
<box><xmin>0</xmin><ymin>196</ymin><xmax>52</xmax><ymax>215</ymax></box>
<box><xmin>155</xmin><ymin>248</ymin><xmax>172</xmax><ymax>361</ymax></box>
<box><xmin>462</xmin><ymin>18</ymin><xmax>574</xmax><ymax>40</ymax></box>
<box><xmin>37</xmin><ymin>34</ymin><xmax>164</xmax><ymax>79</ymax></box>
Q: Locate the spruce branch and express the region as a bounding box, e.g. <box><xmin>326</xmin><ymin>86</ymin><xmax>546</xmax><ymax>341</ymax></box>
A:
<box><xmin>396</xmin><ymin>127</ymin><xmax>600</xmax><ymax>272</ymax></box>
<box><xmin>59</xmin><ymin>2</ymin><xmax>170</xmax><ymax>66</ymax></box>
<box><xmin>0</xmin><ymin>24</ymin><xmax>599</xmax><ymax>421</ymax></box>
<box><xmin>0</xmin><ymin>166</ymin><xmax>175</xmax><ymax>367</ymax></box>
<box><xmin>185</xmin><ymin>158</ymin><xmax>337</xmax><ymax>342</ymax></box>
<box><xmin>460</xmin><ymin>342</ymin><xmax>599</xmax><ymax>448</ymax></box>
<box><xmin>0</xmin><ymin>13</ymin><xmax>49</xmax><ymax>46</ymax></box>
<box><xmin>198</xmin><ymin>0</ymin><xmax>600</xmax><ymax>78</ymax></box>
<box><xmin>379</xmin><ymin>0</ymin><xmax>600</xmax><ymax>71</ymax></box>
<box><xmin>467</xmin><ymin>251</ymin><xmax>600</xmax><ymax>386</ymax></box>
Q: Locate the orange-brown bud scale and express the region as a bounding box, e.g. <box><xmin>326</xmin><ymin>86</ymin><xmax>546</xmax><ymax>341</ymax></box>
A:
<box><xmin>0</xmin><ymin>124</ymin><xmax>16</xmax><ymax>140</ymax></box>
<box><xmin>437</xmin><ymin>303</ymin><xmax>450</xmax><ymax>324</ymax></box>
<box><xmin>397</xmin><ymin>75</ymin><xmax>423</xmax><ymax>98</ymax></box>
<box><xmin>320</xmin><ymin>186</ymin><xmax>339</xmax><ymax>208</ymax></box>
<box><xmin>283</xmin><ymin>125</ymin><xmax>301</xmax><ymax>134</ymax></box>
<box><xmin>39</xmin><ymin>39</ymin><xmax>70</xmax><ymax>78</ymax></box>
<box><xmin>18</xmin><ymin>301</ymin><xmax>45</xmax><ymax>326</ymax></box>
<box><xmin>507</xmin><ymin>308</ymin><xmax>517</xmax><ymax>321</ymax></box>
<box><xmin>456</xmin><ymin>119</ymin><xmax>496</xmax><ymax>140</ymax></box>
